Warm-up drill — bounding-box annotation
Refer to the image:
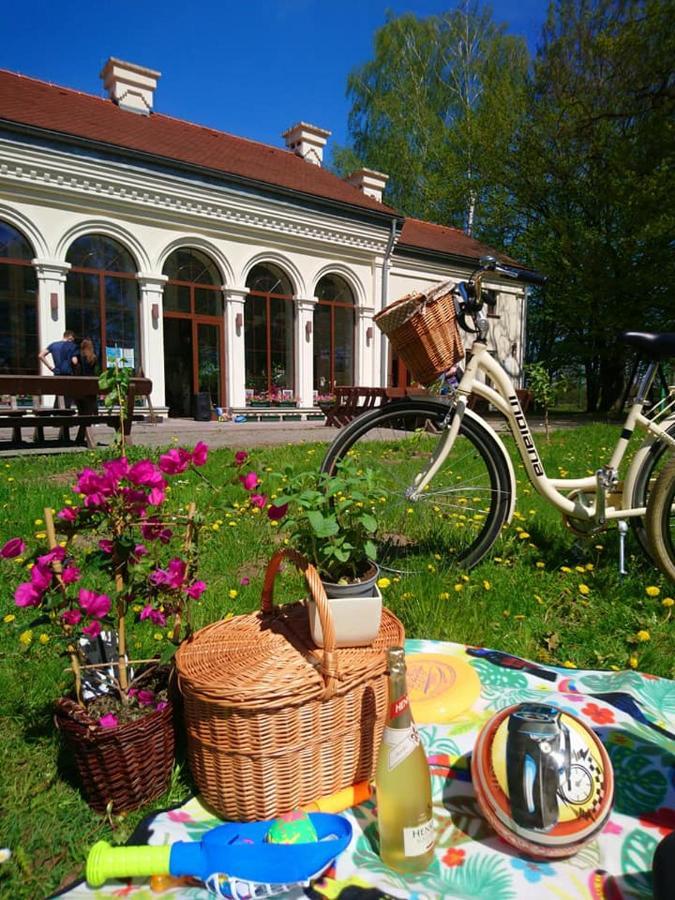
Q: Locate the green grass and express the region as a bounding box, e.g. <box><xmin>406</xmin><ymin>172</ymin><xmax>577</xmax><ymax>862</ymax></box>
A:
<box><xmin>0</xmin><ymin>424</ymin><xmax>673</xmax><ymax>897</ymax></box>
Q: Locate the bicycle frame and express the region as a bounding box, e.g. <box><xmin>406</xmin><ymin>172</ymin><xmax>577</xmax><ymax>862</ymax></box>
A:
<box><xmin>411</xmin><ymin>341</ymin><xmax>675</xmax><ymax>525</ymax></box>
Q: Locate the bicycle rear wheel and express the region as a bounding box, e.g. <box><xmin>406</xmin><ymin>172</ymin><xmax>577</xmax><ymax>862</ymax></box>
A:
<box><xmin>321</xmin><ymin>399</ymin><xmax>513</xmax><ymax>572</ymax></box>
<box><xmin>645</xmin><ymin>454</ymin><xmax>675</xmax><ymax>581</ymax></box>
<box><xmin>629</xmin><ymin>421</ymin><xmax>675</xmax><ymax>561</ymax></box>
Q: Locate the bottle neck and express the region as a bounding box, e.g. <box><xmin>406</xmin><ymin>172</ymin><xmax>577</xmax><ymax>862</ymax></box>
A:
<box><xmin>386</xmin><ymin>664</ymin><xmax>413</xmax><ymax>729</ymax></box>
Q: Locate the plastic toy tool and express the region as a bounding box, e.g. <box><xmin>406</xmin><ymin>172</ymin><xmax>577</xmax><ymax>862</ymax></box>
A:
<box><xmin>86</xmin><ymin>813</ymin><xmax>352</xmax><ymax>897</ymax></box>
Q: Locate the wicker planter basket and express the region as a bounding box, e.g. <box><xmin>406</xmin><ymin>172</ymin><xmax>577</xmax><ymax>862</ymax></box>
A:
<box><xmin>175</xmin><ymin>549</ymin><xmax>405</xmax><ymax>821</ymax></box>
<box><xmin>375</xmin><ymin>279</ymin><xmax>465</xmax><ymax>385</ymax></box>
<box><xmin>54</xmin><ymin>685</ymin><xmax>175</xmax><ymax>814</ymax></box>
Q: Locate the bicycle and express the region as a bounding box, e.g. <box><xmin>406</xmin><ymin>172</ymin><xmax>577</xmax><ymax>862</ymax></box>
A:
<box><xmin>321</xmin><ymin>258</ymin><xmax>675</xmax><ymax>576</ymax></box>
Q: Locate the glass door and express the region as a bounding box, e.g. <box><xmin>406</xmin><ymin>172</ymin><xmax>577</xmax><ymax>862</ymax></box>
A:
<box><xmin>196</xmin><ymin>321</ymin><xmax>223</xmax><ymax>409</ymax></box>
<box><xmin>163</xmin><ymin>317</ymin><xmax>194</xmax><ymax>417</ymax></box>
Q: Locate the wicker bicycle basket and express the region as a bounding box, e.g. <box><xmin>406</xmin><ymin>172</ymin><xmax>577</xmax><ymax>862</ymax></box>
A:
<box><xmin>175</xmin><ymin>549</ymin><xmax>405</xmax><ymax>821</ymax></box>
<box><xmin>374</xmin><ymin>279</ymin><xmax>465</xmax><ymax>385</ymax></box>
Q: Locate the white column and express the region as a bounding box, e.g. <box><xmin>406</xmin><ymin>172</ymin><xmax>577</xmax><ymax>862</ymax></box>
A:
<box><xmin>357</xmin><ymin>304</ymin><xmax>377</xmax><ymax>387</ymax></box>
<box><xmin>137</xmin><ymin>273</ymin><xmax>168</xmax><ymax>409</ymax></box>
<box><xmin>33</xmin><ymin>259</ymin><xmax>71</xmax><ymax>366</ymax></box>
<box><xmin>223</xmin><ymin>287</ymin><xmax>249</xmax><ymax>411</ymax></box>
<box><xmin>295</xmin><ymin>297</ymin><xmax>317</xmax><ymax>407</ymax></box>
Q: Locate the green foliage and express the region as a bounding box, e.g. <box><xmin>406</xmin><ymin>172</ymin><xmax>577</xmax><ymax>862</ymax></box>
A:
<box><xmin>271</xmin><ymin>456</ymin><xmax>380</xmax><ymax>583</ymax></box>
<box><xmin>98</xmin><ymin>362</ymin><xmax>133</xmax><ymax>452</ymax></box>
<box><xmin>338</xmin><ymin>2</ymin><xmax>529</xmax><ymax>239</ymax></box>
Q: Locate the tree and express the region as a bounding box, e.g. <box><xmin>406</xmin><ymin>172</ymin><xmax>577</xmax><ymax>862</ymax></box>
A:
<box><xmin>334</xmin><ymin>2</ymin><xmax>530</xmax><ymax>242</ymax></box>
<box><xmin>509</xmin><ymin>0</ymin><xmax>675</xmax><ymax>411</ymax></box>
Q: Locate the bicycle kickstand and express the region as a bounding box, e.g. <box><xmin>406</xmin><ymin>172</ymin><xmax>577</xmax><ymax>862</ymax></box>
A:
<box><xmin>617</xmin><ymin>520</ymin><xmax>629</xmax><ymax>576</ymax></box>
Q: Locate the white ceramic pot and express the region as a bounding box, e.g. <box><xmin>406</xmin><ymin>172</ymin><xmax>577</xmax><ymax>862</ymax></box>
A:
<box><xmin>308</xmin><ymin>584</ymin><xmax>382</xmax><ymax>648</ymax></box>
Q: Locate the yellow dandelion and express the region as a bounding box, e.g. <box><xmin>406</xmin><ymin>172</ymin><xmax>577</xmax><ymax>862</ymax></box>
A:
<box><xmin>439</xmin><ymin>592</ymin><xmax>450</xmax><ymax>601</ymax></box>
<box><xmin>19</xmin><ymin>630</ymin><xmax>32</xmax><ymax>646</ymax></box>
<box><xmin>4</xmin><ymin>614</ymin><xmax>16</xmax><ymax>623</ymax></box>
<box><xmin>636</xmin><ymin>629</ymin><xmax>650</xmax><ymax>642</ymax></box>
<box><xmin>518</xmin><ymin>532</ymin><xmax>530</xmax><ymax>540</ymax></box>
<box><xmin>578</xmin><ymin>584</ymin><xmax>591</xmax><ymax>596</ymax></box>
<box><xmin>427</xmin><ymin>564</ymin><xmax>436</xmax><ymax>573</ymax></box>
<box><xmin>34</xmin><ymin>531</ymin><xmax>46</xmax><ymax>540</ymax></box>
<box><xmin>34</xmin><ymin>518</ymin><xmax>43</xmax><ymax>526</ymax></box>
<box><xmin>662</xmin><ymin>597</ymin><xmax>674</xmax><ymax>608</ymax></box>
<box><xmin>562</xmin><ymin>660</ymin><xmax>576</xmax><ymax>669</ymax></box>
<box><xmin>585</xmin><ymin>563</ymin><xmax>594</xmax><ymax>571</ymax></box>
<box><xmin>454</xmin><ymin>583</ymin><xmax>464</xmax><ymax>592</ymax></box>
<box><xmin>228</xmin><ymin>521</ymin><xmax>237</xmax><ymax>528</ymax></box>
<box><xmin>211</xmin><ymin>523</ymin><xmax>220</xmax><ymax>531</ymax></box>
<box><xmin>483</xmin><ymin>580</ymin><xmax>491</xmax><ymax>590</ymax></box>
<box><xmin>628</xmin><ymin>655</ymin><xmax>638</xmax><ymax>669</ymax></box>
<box><xmin>228</xmin><ymin>589</ymin><xmax>239</xmax><ymax>599</ymax></box>
<box><xmin>561</xmin><ymin>566</ymin><xmax>572</xmax><ymax>573</ymax></box>
<box><xmin>154</xmin><ymin>632</ymin><xmax>163</xmax><ymax>641</ymax></box>
<box><xmin>39</xmin><ymin>633</ymin><xmax>49</xmax><ymax>645</ymax></box>
<box><xmin>645</xmin><ymin>586</ymin><xmax>660</xmax><ymax>598</ymax></box>
<box><xmin>575</xmin><ymin>566</ymin><xmax>586</xmax><ymax>574</ymax></box>
<box><xmin>535</xmin><ymin>562</ymin><xmax>545</xmax><ymax>569</ymax></box>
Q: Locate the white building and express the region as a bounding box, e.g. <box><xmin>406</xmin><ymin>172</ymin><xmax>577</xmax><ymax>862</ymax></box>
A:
<box><xmin>0</xmin><ymin>59</ymin><xmax>527</xmax><ymax>416</ymax></box>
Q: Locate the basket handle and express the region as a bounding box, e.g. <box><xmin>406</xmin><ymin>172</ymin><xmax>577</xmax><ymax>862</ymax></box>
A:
<box><xmin>260</xmin><ymin>548</ymin><xmax>339</xmax><ymax>700</ymax></box>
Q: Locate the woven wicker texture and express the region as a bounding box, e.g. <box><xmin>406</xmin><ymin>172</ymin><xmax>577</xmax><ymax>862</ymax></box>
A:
<box><xmin>54</xmin><ymin>695</ymin><xmax>175</xmax><ymax>814</ymax></box>
<box><xmin>175</xmin><ymin>548</ymin><xmax>405</xmax><ymax>821</ymax></box>
<box><xmin>375</xmin><ymin>279</ymin><xmax>465</xmax><ymax>385</ymax></box>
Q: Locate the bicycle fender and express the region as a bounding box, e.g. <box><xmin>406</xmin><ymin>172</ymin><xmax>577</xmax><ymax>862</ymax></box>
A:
<box><xmin>462</xmin><ymin>408</ymin><xmax>517</xmax><ymax>524</ymax></box>
<box><xmin>624</xmin><ymin>417</ymin><xmax>675</xmax><ymax>510</ymax></box>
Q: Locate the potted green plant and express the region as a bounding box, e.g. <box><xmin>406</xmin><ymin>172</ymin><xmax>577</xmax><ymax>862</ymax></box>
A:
<box><xmin>238</xmin><ymin>455</ymin><xmax>382</xmax><ymax>647</ymax></box>
<box><xmin>0</xmin><ymin>441</ymin><xmax>209</xmax><ymax>813</ymax></box>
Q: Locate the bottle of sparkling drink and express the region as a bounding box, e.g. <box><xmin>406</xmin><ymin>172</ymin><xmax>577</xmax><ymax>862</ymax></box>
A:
<box><xmin>376</xmin><ymin>646</ymin><xmax>435</xmax><ymax>873</ymax></box>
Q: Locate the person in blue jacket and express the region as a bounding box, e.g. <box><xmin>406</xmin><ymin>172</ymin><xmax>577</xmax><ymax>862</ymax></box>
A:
<box><xmin>38</xmin><ymin>329</ymin><xmax>78</xmax><ymax>407</ymax></box>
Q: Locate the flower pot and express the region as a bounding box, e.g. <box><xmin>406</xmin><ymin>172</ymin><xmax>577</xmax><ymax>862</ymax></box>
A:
<box><xmin>54</xmin><ymin>690</ymin><xmax>175</xmax><ymax>814</ymax></box>
<box><xmin>309</xmin><ymin>569</ymin><xmax>382</xmax><ymax>648</ymax></box>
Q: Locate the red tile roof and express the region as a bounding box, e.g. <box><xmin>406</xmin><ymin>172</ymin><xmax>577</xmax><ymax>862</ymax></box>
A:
<box><xmin>0</xmin><ymin>68</ymin><xmax>394</xmax><ymax>215</ymax></box>
<box><xmin>398</xmin><ymin>217</ymin><xmax>517</xmax><ymax>264</ymax></box>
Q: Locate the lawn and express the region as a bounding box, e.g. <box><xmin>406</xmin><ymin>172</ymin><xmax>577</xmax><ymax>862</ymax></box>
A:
<box><xmin>0</xmin><ymin>423</ymin><xmax>672</xmax><ymax>897</ymax></box>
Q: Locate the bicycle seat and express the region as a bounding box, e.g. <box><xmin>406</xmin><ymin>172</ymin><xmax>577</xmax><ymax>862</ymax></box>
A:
<box><xmin>619</xmin><ymin>332</ymin><xmax>675</xmax><ymax>360</ymax></box>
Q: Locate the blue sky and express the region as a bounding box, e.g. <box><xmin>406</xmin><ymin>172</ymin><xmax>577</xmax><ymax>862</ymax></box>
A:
<box><xmin>2</xmin><ymin>1</ymin><xmax>549</xmax><ymax>161</ymax></box>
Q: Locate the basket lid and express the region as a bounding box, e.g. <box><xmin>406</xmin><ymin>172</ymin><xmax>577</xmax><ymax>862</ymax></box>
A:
<box><xmin>175</xmin><ymin>602</ymin><xmax>404</xmax><ymax>710</ymax></box>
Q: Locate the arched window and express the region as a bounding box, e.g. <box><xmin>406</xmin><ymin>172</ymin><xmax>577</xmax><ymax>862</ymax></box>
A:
<box><xmin>0</xmin><ymin>221</ymin><xmax>38</xmax><ymax>375</ymax></box>
<box><xmin>314</xmin><ymin>274</ymin><xmax>355</xmax><ymax>393</ymax></box>
<box><xmin>65</xmin><ymin>234</ymin><xmax>139</xmax><ymax>372</ymax></box>
<box><xmin>245</xmin><ymin>263</ymin><xmax>295</xmax><ymax>402</ymax></box>
<box><xmin>162</xmin><ymin>248</ymin><xmax>224</xmax><ymax>417</ymax></box>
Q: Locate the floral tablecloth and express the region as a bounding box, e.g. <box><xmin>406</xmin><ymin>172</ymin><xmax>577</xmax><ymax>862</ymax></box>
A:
<box><xmin>61</xmin><ymin>639</ymin><xmax>675</xmax><ymax>899</ymax></box>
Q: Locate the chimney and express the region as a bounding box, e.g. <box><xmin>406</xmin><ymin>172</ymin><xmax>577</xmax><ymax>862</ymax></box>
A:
<box><xmin>282</xmin><ymin>122</ymin><xmax>331</xmax><ymax>166</ymax></box>
<box><xmin>100</xmin><ymin>58</ymin><xmax>161</xmax><ymax>116</ymax></box>
<box><xmin>346</xmin><ymin>168</ymin><xmax>389</xmax><ymax>203</ymax></box>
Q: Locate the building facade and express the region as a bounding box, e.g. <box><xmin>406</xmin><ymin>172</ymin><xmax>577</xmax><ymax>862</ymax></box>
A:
<box><xmin>0</xmin><ymin>60</ymin><xmax>528</xmax><ymax>415</ymax></box>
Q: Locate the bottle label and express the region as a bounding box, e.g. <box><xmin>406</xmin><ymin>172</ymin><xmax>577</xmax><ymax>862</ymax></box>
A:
<box><xmin>403</xmin><ymin>818</ymin><xmax>435</xmax><ymax>857</ymax></box>
<box><xmin>389</xmin><ymin>694</ymin><xmax>410</xmax><ymax>720</ymax></box>
<box><xmin>381</xmin><ymin>724</ymin><xmax>421</xmax><ymax>770</ymax></box>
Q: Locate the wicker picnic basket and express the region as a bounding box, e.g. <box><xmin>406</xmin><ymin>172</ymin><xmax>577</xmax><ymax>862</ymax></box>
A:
<box><xmin>375</xmin><ymin>279</ymin><xmax>465</xmax><ymax>385</ymax></box>
<box><xmin>175</xmin><ymin>549</ymin><xmax>405</xmax><ymax>821</ymax></box>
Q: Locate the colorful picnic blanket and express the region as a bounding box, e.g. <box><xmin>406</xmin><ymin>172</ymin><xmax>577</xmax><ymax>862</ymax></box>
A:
<box><xmin>62</xmin><ymin>639</ymin><xmax>674</xmax><ymax>899</ymax></box>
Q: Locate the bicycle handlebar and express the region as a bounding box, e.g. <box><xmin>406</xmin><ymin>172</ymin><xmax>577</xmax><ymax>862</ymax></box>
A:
<box><xmin>479</xmin><ymin>255</ymin><xmax>547</xmax><ymax>286</ymax></box>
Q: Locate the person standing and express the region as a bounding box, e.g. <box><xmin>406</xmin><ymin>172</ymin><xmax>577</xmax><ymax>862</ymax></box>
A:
<box><xmin>73</xmin><ymin>338</ymin><xmax>99</xmax><ymax>415</ymax></box>
<box><xmin>38</xmin><ymin>330</ymin><xmax>78</xmax><ymax>408</ymax></box>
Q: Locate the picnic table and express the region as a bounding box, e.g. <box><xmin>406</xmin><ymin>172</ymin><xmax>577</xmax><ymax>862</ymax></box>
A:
<box><xmin>0</xmin><ymin>375</ymin><xmax>153</xmax><ymax>449</ymax></box>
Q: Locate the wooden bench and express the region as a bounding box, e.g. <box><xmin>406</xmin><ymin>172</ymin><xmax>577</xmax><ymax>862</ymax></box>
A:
<box><xmin>0</xmin><ymin>375</ymin><xmax>153</xmax><ymax>449</ymax></box>
<box><xmin>322</xmin><ymin>386</ymin><xmax>429</xmax><ymax>427</ymax></box>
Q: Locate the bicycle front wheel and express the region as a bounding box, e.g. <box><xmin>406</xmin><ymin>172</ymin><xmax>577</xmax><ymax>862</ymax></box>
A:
<box><xmin>645</xmin><ymin>454</ymin><xmax>675</xmax><ymax>581</ymax></box>
<box><xmin>321</xmin><ymin>400</ymin><xmax>513</xmax><ymax>572</ymax></box>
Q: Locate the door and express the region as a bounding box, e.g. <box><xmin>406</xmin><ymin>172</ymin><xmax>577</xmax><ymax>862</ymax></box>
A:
<box><xmin>163</xmin><ymin>317</ymin><xmax>224</xmax><ymax>417</ymax></box>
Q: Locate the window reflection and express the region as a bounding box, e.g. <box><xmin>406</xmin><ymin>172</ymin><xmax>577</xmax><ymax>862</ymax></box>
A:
<box><xmin>313</xmin><ymin>274</ymin><xmax>355</xmax><ymax>394</ymax></box>
<box><xmin>0</xmin><ymin>221</ymin><xmax>38</xmax><ymax>375</ymax></box>
<box><xmin>245</xmin><ymin>264</ymin><xmax>295</xmax><ymax>403</ymax></box>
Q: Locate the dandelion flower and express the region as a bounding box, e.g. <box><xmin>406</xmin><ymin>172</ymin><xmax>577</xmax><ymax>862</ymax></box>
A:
<box><xmin>578</xmin><ymin>584</ymin><xmax>591</xmax><ymax>596</ymax></box>
<box><xmin>629</xmin><ymin>655</ymin><xmax>638</xmax><ymax>669</ymax></box>
<box><xmin>483</xmin><ymin>580</ymin><xmax>491</xmax><ymax>590</ymax></box>
<box><xmin>454</xmin><ymin>583</ymin><xmax>464</xmax><ymax>592</ymax></box>
<box><xmin>377</xmin><ymin>577</ymin><xmax>391</xmax><ymax>590</ymax></box>
<box><xmin>19</xmin><ymin>630</ymin><xmax>32</xmax><ymax>645</ymax></box>
<box><xmin>645</xmin><ymin>586</ymin><xmax>660</xmax><ymax>598</ymax></box>
<box><xmin>561</xmin><ymin>566</ymin><xmax>572</xmax><ymax>573</ymax></box>
<box><xmin>3</xmin><ymin>614</ymin><xmax>16</xmax><ymax>623</ymax></box>
<box><xmin>535</xmin><ymin>561</ymin><xmax>545</xmax><ymax>569</ymax></box>
<box><xmin>636</xmin><ymin>630</ymin><xmax>650</xmax><ymax>642</ymax></box>
<box><xmin>439</xmin><ymin>592</ymin><xmax>450</xmax><ymax>600</ymax></box>
<box><xmin>228</xmin><ymin>589</ymin><xmax>238</xmax><ymax>599</ymax></box>
<box><xmin>39</xmin><ymin>633</ymin><xmax>49</xmax><ymax>644</ymax></box>
<box><xmin>662</xmin><ymin>597</ymin><xmax>674</xmax><ymax>608</ymax></box>
<box><xmin>562</xmin><ymin>660</ymin><xmax>576</xmax><ymax>669</ymax></box>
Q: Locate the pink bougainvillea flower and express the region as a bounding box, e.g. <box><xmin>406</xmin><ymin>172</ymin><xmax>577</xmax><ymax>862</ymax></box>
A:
<box><xmin>239</xmin><ymin>471</ymin><xmax>259</xmax><ymax>491</ymax></box>
<box><xmin>268</xmin><ymin>502</ymin><xmax>288</xmax><ymax>521</ymax></box>
<box><xmin>78</xmin><ymin>589</ymin><xmax>111</xmax><ymax>619</ymax></box>
<box><xmin>0</xmin><ymin>537</ymin><xmax>26</xmax><ymax>559</ymax></box>
<box><xmin>166</xmin><ymin>558</ymin><xmax>187</xmax><ymax>588</ymax></box>
<box><xmin>250</xmin><ymin>493</ymin><xmax>268</xmax><ymax>509</ymax></box>
<box><xmin>37</xmin><ymin>546</ymin><xmax>66</xmax><ymax>566</ymax></box>
<box><xmin>240</xmin><ymin>576</ymin><xmax>250</xmax><ymax>586</ymax></box>
<box><xmin>61</xmin><ymin>565</ymin><xmax>81</xmax><ymax>585</ymax></box>
<box><xmin>141</xmin><ymin>519</ymin><xmax>173</xmax><ymax>544</ymax></box>
<box><xmin>155</xmin><ymin>700</ymin><xmax>169</xmax><ymax>712</ymax></box>
<box><xmin>192</xmin><ymin>441</ymin><xmax>208</xmax><ymax>467</ymax></box>
<box><xmin>30</xmin><ymin>563</ymin><xmax>53</xmax><ymax>592</ymax></box>
<box><xmin>57</xmin><ymin>506</ymin><xmax>78</xmax><ymax>523</ymax></box>
<box><xmin>140</xmin><ymin>604</ymin><xmax>167</xmax><ymax>626</ymax></box>
<box><xmin>82</xmin><ymin>620</ymin><xmax>102</xmax><ymax>639</ymax></box>
<box><xmin>102</xmin><ymin>457</ymin><xmax>129</xmax><ymax>482</ymax></box>
<box><xmin>98</xmin><ymin>713</ymin><xmax>118</xmax><ymax>728</ymax></box>
<box><xmin>98</xmin><ymin>539</ymin><xmax>114</xmax><ymax>555</ymax></box>
<box><xmin>128</xmin><ymin>460</ymin><xmax>166</xmax><ymax>489</ymax></box>
<box><xmin>136</xmin><ymin>689</ymin><xmax>155</xmax><ymax>707</ymax></box>
<box><xmin>61</xmin><ymin>609</ymin><xmax>82</xmax><ymax>626</ymax></box>
<box><xmin>147</xmin><ymin>487</ymin><xmax>166</xmax><ymax>507</ymax></box>
<box><xmin>234</xmin><ymin>451</ymin><xmax>248</xmax><ymax>466</ymax></box>
<box><xmin>15</xmin><ymin>582</ymin><xmax>43</xmax><ymax>608</ymax></box>
<box><xmin>158</xmin><ymin>447</ymin><xmax>192</xmax><ymax>475</ymax></box>
<box><xmin>133</xmin><ymin>543</ymin><xmax>148</xmax><ymax>558</ymax></box>
<box><xmin>185</xmin><ymin>580</ymin><xmax>206</xmax><ymax>599</ymax></box>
